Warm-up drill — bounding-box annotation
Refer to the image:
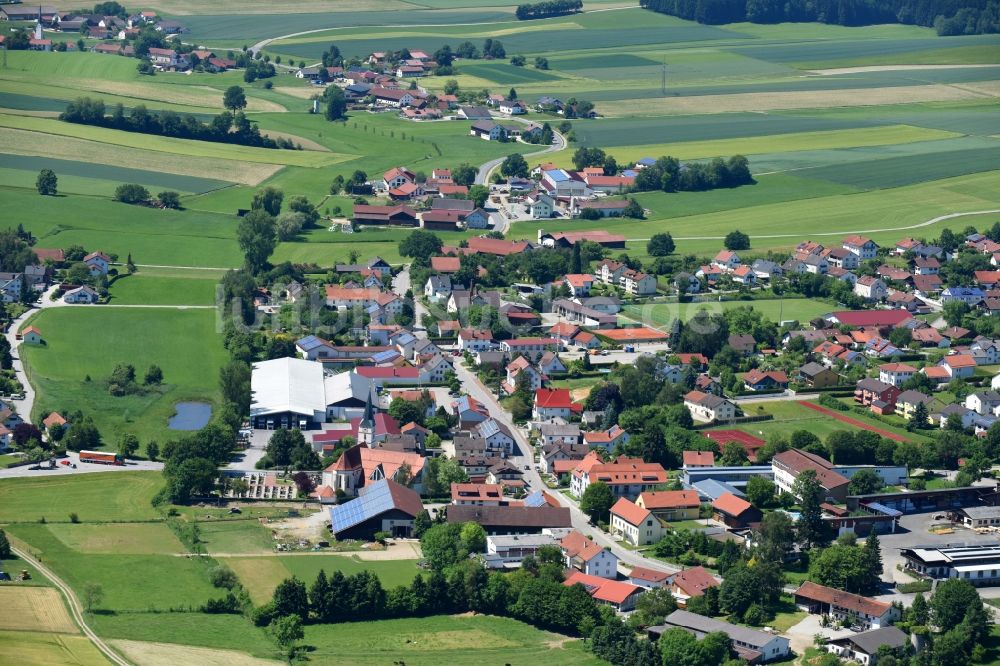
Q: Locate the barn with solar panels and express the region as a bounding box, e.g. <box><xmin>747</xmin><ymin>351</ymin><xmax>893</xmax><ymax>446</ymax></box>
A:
<box><xmin>328</xmin><ymin>478</ymin><xmax>423</xmax><ymax>541</ymax></box>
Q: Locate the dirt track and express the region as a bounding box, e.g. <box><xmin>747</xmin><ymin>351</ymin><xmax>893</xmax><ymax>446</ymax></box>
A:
<box><xmin>800</xmin><ymin>401</ymin><xmax>909</xmax><ymax>442</ymax></box>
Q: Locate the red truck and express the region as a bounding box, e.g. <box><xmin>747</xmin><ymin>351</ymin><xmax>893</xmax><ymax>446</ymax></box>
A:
<box><xmin>79</xmin><ymin>450</ymin><xmax>124</xmax><ymax>466</ymax></box>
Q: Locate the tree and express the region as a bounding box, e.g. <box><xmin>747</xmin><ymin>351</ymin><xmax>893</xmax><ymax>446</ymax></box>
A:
<box><xmin>723</xmin><ymin>230</ymin><xmax>750</xmax><ymax>250</ymax></box>
<box><xmin>272</xmin><ymin>576</ymin><xmax>309</xmax><ymax>620</ymax></box>
<box><xmin>399</xmin><ymin>230</ymin><xmax>443</xmax><ymax>262</ymax></box>
<box><xmin>657</xmin><ymin>626</ymin><xmax>704</xmax><ymax>666</ymax></box>
<box><xmin>794</xmin><ymin>469</ymin><xmax>828</xmax><ymax>549</ymax></box>
<box><xmin>223</xmin><ymin>85</ymin><xmax>247</xmax><ymax>112</ymax></box>
<box><xmin>745</xmin><ymin>475</ymin><xmax>774</xmax><ymax>508</ymax></box>
<box><xmin>63</xmin><ymin>418</ymin><xmax>102</xmax><ymax>452</ymax></box>
<box><xmin>719</xmin><ymin>441</ymin><xmax>749</xmax><ymax>466</ymax></box>
<box><xmin>451</xmin><ymin>164</ymin><xmax>477</xmax><ymax>187</ymax></box>
<box><xmin>251</xmin><ymin>186</ymin><xmax>283</xmax><ymax>216</ymax></box>
<box><xmin>146</xmin><ymin>440</ymin><xmax>159</xmax><ymax>462</ymax></box>
<box><xmin>910</xmin><ymin>592</ymin><xmax>929</xmax><ymax>626</ymax></box>
<box><xmin>157</xmin><ymin>191</ymin><xmax>181</xmax><ymax>209</ymax></box>
<box><xmin>420</xmin><ymin>523</ymin><xmax>466</xmax><ymax>570</ymax></box>
<box><xmin>144</xmin><ymin>364</ymin><xmax>163</xmax><ymax>385</ymax></box>
<box><xmin>82</xmin><ymin>583</ymin><xmax>104</xmax><ymax>611</ymax></box>
<box><xmin>0</xmin><ymin>529</ymin><xmax>10</xmax><ymax>559</ymax></box>
<box><xmin>460</xmin><ymin>521</ymin><xmax>487</xmax><ymax>553</ymax></box>
<box><xmin>117</xmin><ymin>432</ymin><xmax>139</xmax><ymax>459</ymax></box>
<box><xmin>848</xmin><ymin>468</ymin><xmax>883</xmax><ymax>495</ymax></box>
<box><xmin>809</xmin><ymin>543</ymin><xmax>873</xmax><ymax>594</ymax></box>
<box><xmin>468</xmin><ymin>184</ymin><xmax>489</xmax><ymax>208</ymax></box>
<box><xmin>932</xmin><ymin>578</ymin><xmax>984</xmax><ymax>632</ymax></box>
<box><xmin>114</xmin><ymin>183</ymin><xmax>150</xmax><ymax>204</ymax></box>
<box><xmin>324</xmin><ymin>85</ymin><xmax>347</xmax><ymax>120</ymax></box>
<box><xmin>535</xmin><ymin>56</ymin><xmax>549</xmax><ymax>69</ymax></box>
<box><xmin>622</xmin><ymin>198</ymin><xmax>644</xmax><ymax>219</ymax></box>
<box><xmin>164</xmin><ymin>457</ymin><xmax>217</xmax><ymax>503</ymax></box>
<box><xmin>862</xmin><ymin>532</ymin><xmax>883</xmax><ymax>593</ymax></box>
<box><xmin>644</xmin><ymin>232</ymin><xmax>676</xmax><ymax>257</ymax></box>
<box><xmin>500</xmin><ymin>153</ymin><xmax>529</xmax><ymax>178</ymax></box>
<box><xmin>271</xmin><ymin>614</ymin><xmax>303</xmax><ymax>653</ymax></box>
<box><xmin>36</xmin><ymin>169</ymin><xmax>57</xmax><ymax>196</ymax></box>
<box><xmin>237</xmin><ymin>209</ymin><xmax>277</xmax><ymax>273</ymax></box>
<box><xmin>580</xmin><ymin>481</ymin><xmax>614</xmax><ymax>523</ymax></box>
<box><xmin>719</xmin><ymin>563</ymin><xmax>757</xmax><ymax>617</ymax></box>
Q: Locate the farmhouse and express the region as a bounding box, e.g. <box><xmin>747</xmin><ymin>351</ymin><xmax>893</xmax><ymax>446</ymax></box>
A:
<box><xmin>794</xmin><ymin>581</ymin><xmax>900</xmax><ymax>630</ymax></box>
<box><xmin>329</xmin><ymin>479</ymin><xmax>422</xmax><ymax>540</ymax></box>
<box><xmin>651</xmin><ymin>610</ymin><xmax>790</xmax><ymax>663</ymax></box>
<box><xmin>447</xmin><ymin>505</ymin><xmax>571</xmax><ymax>535</ymax></box>
<box><xmin>353</xmin><ymin>205</ymin><xmax>419</xmax><ymax>227</ymax></box>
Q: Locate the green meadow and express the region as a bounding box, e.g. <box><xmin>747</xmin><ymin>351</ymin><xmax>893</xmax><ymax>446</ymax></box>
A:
<box><xmin>20</xmin><ymin>307</ymin><xmax>227</xmax><ymax>447</ymax></box>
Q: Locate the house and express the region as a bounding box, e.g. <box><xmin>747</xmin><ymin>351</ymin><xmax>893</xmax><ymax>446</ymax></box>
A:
<box><xmin>21</xmin><ymin>326</ymin><xmax>43</xmax><ymax>345</ymax></box>
<box><xmin>563</xmin><ymin>273</ymin><xmax>593</xmax><ymax>297</ymax></box>
<box><xmin>539</xmin><ymin>441</ymin><xmax>587</xmax><ymax>473</ymax></box>
<box><xmin>651</xmin><ymin>610</ymin><xmax>790</xmax><ymax>663</ymax></box>
<box><xmin>942</xmin><ymin>354</ymin><xmax>976</xmax><ymax>379</ymax></box>
<box><xmin>825</xmin><ymin>626</ymin><xmax>909</xmax><ymax>666</ymax></box>
<box><xmin>563</xmin><ymin>571</ymin><xmax>644</xmax><ymax>613</ymax></box>
<box><xmin>498</xmin><ymin>99</ymin><xmax>525</xmax><ymax>115</ymax></box>
<box><xmin>582</xmin><ymin>425</ymin><xmax>629</xmax><ymax>450</ymax></box>
<box><xmin>635</xmin><ymin>490</ymin><xmax>701</xmax><ymax>521</ymax></box>
<box><xmin>63</xmin><ymin>285</ymin><xmax>99</xmax><ymax>304</ymax></box>
<box><xmin>965</xmin><ymin>391</ymin><xmax>1000</xmax><ymax>415</ymax></box>
<box><xmin>430</xmin><ymin>256</ymin><xmax>461</xmax><ymax>273</ymax></box>
<box><xmin>458</xmin><ymin>328</ymin><xmax>494</xmax><ymax>352</ymax></box>
<box><xmin>798</xmin><ymin>362</ymin><xmax>840</xmax><ymax>388</ymax></box>
<box><xmin>533</xmin><ymin>388</ymin><xmax>576</xmax><ymax>421</ymax></box>
<box><xmin>525</xmin><ymin>192</ymin><xmax>554</xmax><ymax>219</ymax></box>
<box><xmin>682</xmin><ymin>451</ymin><xmax>714</xmax><ymax>468</ymax></box>
<box><xmin>424</xmin><ymin>274</ymin><xmax>454</xmax><ymax>303</ymax></box>
<box><xmin>620</xmin><ymin>269</ymin><xmax>657</xmax><ymax>296</ymax></box>
<box><xmin>751</xmin><ymin>259</ymin><xmax>783</xmax><ymax>281</ymax></box>
<box><xmin>942</xmin><ymin>286</ymin><xmax>984</xmax><ymax>306</ymax></box>
<box><xmin>794</xmin><ymin>581</ymin><xmax>900</xmax><ymax>630</ymax></box>
<box><xmin>878</xmin><ymin>362</ymin><xmax>917</xmax><ymax>387</ymax></box>
<box><xmin>609</xmin><ymin>497</ymin><xmax>665</xmax><ymax>546</ymax></box>
<box><xmin>83</xmin><ymin>251</ymin><xmax>110</xmax><ymax>276</ymax></box>
<box><xmin>571</xmin><ymin>456</ymin><xmax>668</xmax><ymax>501</ymax></box>
<box><xmin>669</xmin><ymin>566</ymin><xmax>720</xmax><ymax>608</ymax></box>
<box><xmin>370</xmin><ymin>87</ymin><xmax>416</xmax><ymax>108</ymax></box>
<box><xmin>772</xmin><ymin>449</ymin><xmax>850</xmax><ymax>503</ymax></box>
<box><xmin>915</xmin><ymin>257</ymin><xmax>940</xmax><ymax>275</ymax></box>
<box><xmin>486</xmin><ymin>533</ymin><xmax>559</xmax><ymax>566</ymax></box>
<box><xmin>843</xmin><ymin>235</ymin><xmax>879</xmax><ymax>260</ymax></box>
<box><xmin>540</xmin><ymin>169</ymin><xmax>587</xmax><ymax>197</ymax></box>
<box><xmin>447</xmin><ymin>505</ymin><xmax>571</xmax><ymax>535</ymax></box>
<box><xmin>683</xmin><ymin>390</ymin><xmax>737</xmax><ymax>423</ymax></box>
<box><xmin>712</xmin><ymin>492</ymin><xmax>761</xmax><ymax>528</ymax></box>
<box><xmin>329</xmin><ymin>479</ymin><xmax>422</xmax><ymax>540</ymax></box>
<box><xmin>629</xmin><ymin>566</ymin><xmax>671</xmax><ymax>589</ymax></box>
<box><xmin>472</xmin><ymin>419</ymin><xmax>516</xmax><ymax>455</ymax></box>
<box><xmin>854</xmin><ymin>276</ymin><xmax>888</xmax><ymax>301</ymax></box>
<box><xmin>854</xmin><ymin>378</ymin><xmax>900</xmax><ymax>412</ymax></box>
<box><xmin>452</xmin><ymin>395</ymin><xmax>490</xmax><ymax>428</ymax></box>
<box><xmin>728</xmin><ymin>334</ymin><xmax>756</xmax><ymax>355</ymax></box>
<box><xmin>451</xmin><ymin>482</ymin><xmax>504</xmax><ymax>506</ymax></box>
<box><xmin>458</xmin><ymin>105</ymin><xmax>492</xmax><ymax>119</ymax></box>
<box><xmin>742</xmin><ymin>369</ymin><xmax>788</xmax><ymax>392</ymax></box>
<box><xmin>147</xmin><ymin>47</ymin><xmax>189</xmax><ymax>70</ymax></box>
<box><xmin>732</xmin><ymin>265</ymin><xmax>757</xmax><ymax>286</ymax></box>
<box><xmin>896</xmin><ymin>390</ymin><xmax>934</xmax><ymax>420</ymax></box>
<box><xmin>538</xmin><ymin>351</ymin><xmax>566</xmax><ymax>375</ymax></box>
<box><xmin>469</xmin><ymin>120</ymin><xmax>507</xmax><ymax>141</ymax></box>
<box><xmin>500</xmin><ymin>337</ymin><xmax>561</xmax><ymax>362</ymax></box>
<box><xmin>711</xmin><ymin>250</ymin><xmax>741</xmax><ymax>271</ymax></box>
<box><xmin>560</xmin><ymin>530</ymin><xmax>618</xmax><ymax>578</ymax></box>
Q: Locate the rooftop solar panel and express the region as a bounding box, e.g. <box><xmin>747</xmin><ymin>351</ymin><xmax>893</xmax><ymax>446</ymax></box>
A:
<box><xmin>330</xmin><ymin>479</ymin><xmax>395</xmax><ymax>533</ymax></box>
<box><xmin>524</xmin><ymin>491</ymin><xmax>545</xmax><ymax>507</ymax></box>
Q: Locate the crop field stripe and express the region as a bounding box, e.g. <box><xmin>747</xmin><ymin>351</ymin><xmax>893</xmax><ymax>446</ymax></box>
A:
<box><xmin>0</xmin><ymin>154</ymin><xmax>234</xmax><ymax>194</ymax></box>
<box><xmin>790</xmin><ymin>144</ymin><xmax>1000</xmax><ymax>189</ymax></box>
<box><xmin>0</xmin><ymin>587</ymin><xmax>80</xmax><ymax>634</ymax></box>
<box><xmin>0</xmin><ymin>114</ymin><xmax>349</xmax><ymax>168</ymax></box>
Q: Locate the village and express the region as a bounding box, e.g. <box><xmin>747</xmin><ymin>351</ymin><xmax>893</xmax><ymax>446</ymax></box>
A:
<box><xmin>1</xmin><ymin>1</ymin><xmax>1000</xmax><ymax>665</ymax></box>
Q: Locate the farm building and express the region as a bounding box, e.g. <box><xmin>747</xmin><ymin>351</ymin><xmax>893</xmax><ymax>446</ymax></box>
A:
<box><xmin>328</xmin><ymin>479</ymin><xmax>423</xmax><ymax>540</ymax></box>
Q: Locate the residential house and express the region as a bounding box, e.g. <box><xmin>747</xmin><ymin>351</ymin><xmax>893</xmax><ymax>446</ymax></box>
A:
<box><xmin>451</xmin><ymin>482</ymin><xmax>504</xmax><ymax>506</ymax></box>
<box><xmin>571</xmin><ymin>456</ymin><xmax>668</xmax><ymax>501</ymax></box>
<box><xmin>83</xmin><ymin>251</ymin><xmax>110</xmax><ymax>276</ymax></box>
<box><xmin>538</xmin><ymin>351</ymin><xmax>566</xmax><ymax>376</ymax></box>
<box><xmin>651</xmin><ymin>610</ymin><xmax>790</xmax><ymax>663</ymax></box>
<box><xmin>854</xmin><ymin>276</ymin><xmax>888</xmax><ymax>301</ymax></box>
<box><xmin>533</xmin><ymin>388</ymin><xmax>576</xmax><ymax>421</ymax></box>
<box><xmin>424</xmin><ymin>274</ymin><xmax>454</xmax><ymax>303</ymax></box>
<box><xmin>794</xmin><ymin>581</ymin><xmax>900</xmax><ymax>630</ymax></box>
<box><xmin>669</xmin><ymin>567</ymin><xmax>720</xmax><ymax>608</ymax></box>
<box><xmin>583</xmin><ymin>425</ymin><xmax>630</xmax><ymax>451</ymax></box>
<box><xmin>896</xmin><ymin>390</ymin><xmax>934</xmax><ymax>421</ymax></box>
<box><xmin>798</xmin><ymin>362</ymin><xmax>840</xmax><ymax>388</ymax></box>
<box><xmin>458</xmin><ymin>328</ymin><xmax>494</xmax><ymax>352</ymax></box>
<box><xmin>712</xmin><ymin>250</ymin><xmax>741</xmax><ymax>272</ymax></box>
<box><xmin>683</xmin><ymin>390</ymin><xmax>737</xmax><ymax>423</ymax></box>
<box><xmin>742</xmin><ymin>369</ymin><xmax>789</xmax><ymax>392</ymax></box>
<box><xmin>682</xmin><ymin>451</ymin><xmax>715</xmax><ymax>468</ymax></box>
<box><xmin>635</xmin><ymin>490</ymin><xmax>701</xmax><ymax>521</ymax></box>
<box><xmin>728</xmin><ymin>334</ymin><xmax>756</xmax><ymax>355</ymax></box>
<box><xmin>825</xmin><ymin>626</ymin><xmax>909</xmax><ymax>666</ymax></box>
<box><xmin>63</xmin><ymin>285</ymin><xmax>99</xmax><ymax>304</ymax></box>
<box><xmin>609</xmin><ymin>497</ymin><xmax>665</xmax><ymax>546</ymax></box>
<box><xmin>878</xmin><ymin>363</ymin><xmax>917</xmax><ymax>387</ymax></box>
<box><xmin>843</xmin><ymin>235</ymin><xmax>879</xmax><ymax>260</ymax></box>
<box><xmin>560</xmin><ymin>530</ymin><xmax>618</xmax><ymax>579</ymax></box>
<box><xmin>942</xmin><ymin>354</ymin><xmax>976</xmax><ymax>379</ymax></box>
<box><xmin>563</xmin><ymin>571</ymin><xmax>644</xmax><ymax>613</ymax></box>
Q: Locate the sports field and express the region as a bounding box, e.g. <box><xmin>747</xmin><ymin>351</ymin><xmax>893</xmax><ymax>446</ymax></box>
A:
<box><xmin>21</xmin><ymin>308</ymin><xmax>227</xmax><ymax>446</ymax></box>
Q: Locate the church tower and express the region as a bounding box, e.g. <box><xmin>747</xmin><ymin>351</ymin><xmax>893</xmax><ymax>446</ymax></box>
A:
<box><xmin>34</xmin><ymin>6</ymin><xmax>44</xmax><ymax>41</ymax></box>
<box><xmin>357</xmin><ymin>388</ymin><xmax>375</xmax><ymax>448</ymax></box>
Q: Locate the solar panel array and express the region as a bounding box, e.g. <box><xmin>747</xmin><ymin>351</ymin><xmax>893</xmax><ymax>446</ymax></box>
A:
<box><xmin>330</xmin><ymin>479</ymin><xmax>394</xmax><ymax>533</ymax></box>
<box><xmin>524</xmin><ymin>491</ymin><xmax>546</xmax><ymax>507</ymax></box>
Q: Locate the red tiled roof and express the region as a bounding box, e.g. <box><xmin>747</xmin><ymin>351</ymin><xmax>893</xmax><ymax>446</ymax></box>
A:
<box><xmin>830</xmin><ymin>310</ymin><xmax>912</xmax><ymax>327</ymax></box>
<box><xmin>795</xmin><ymin>581</ymin><xmax>892</xmax><ymax>617</ymax></box>
<box><xmin>629</xmin><ymin>566</ymin><xmax>671</xmax><ymax>584</ymax></box>
<box><xmin>671</xmin><ymin>566</ymin><xmax>720</xmax><ymax>597</ymax></box>
<box><xmin>944</xmin><ymin>354</ymin><xmax>976</xmax><ymax>368</ymax></box>
<box><xmin>712</xmin><ymin>492</ymin><xmax>754</xmax><ymax>518</ymax></box>
<box><xmin>564</xmin><ymin>570</ymin><xmax>642</xmax><ymax>605</ymax></box>
<box><xmin>638</xmin><ymin>490</ymin><xmax>700</xmax><ymax>510</ymax></box>
<box><xmin>610</xmin><ymin>497</ymin><xmax>652</xmax><ymax>526</ymax></box>
<box><xmin>535</xmin><ymin>388</ymin><xmax>574</xmax><ymax>409</ymax></box>
<box><xmin>560</xmin><ymin>530</ymin><xmax>606</xmax><ymax>562</ymax></box>
<box><xmin>682</xmin><ymin>451</ymin><xmax>714</xmax><ymax>467</ymax></box>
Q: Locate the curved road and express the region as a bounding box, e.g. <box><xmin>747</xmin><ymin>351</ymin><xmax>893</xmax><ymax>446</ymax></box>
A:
<box><xmin>475</xmin><ymin>124</ymin><xmax>566</xmax><ymax>185</ymax></box>
<box><xmin>12</xmin><ymin>545</ymin><xmax>132</xmax><ymax>666</ymax></box>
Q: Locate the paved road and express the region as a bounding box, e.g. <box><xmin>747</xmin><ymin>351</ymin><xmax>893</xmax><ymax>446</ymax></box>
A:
<box><xmin>12</xmin><ymin>544</ymin><xmax>132</xmax><ymax>666</ymax></box>
<box><xmin>0</xmin><ymin>450</ymin><xmax>163</xmax><ymax>478</ymax></box>
<box><xmin>475</xmin><ymin>125</ymin><xmax>565</xmax><ymax>185</ymax></box>
<box><xmin>4</xmin><ymin>284</ymin><xmax>65</xmax><ymax>423</ymax></box>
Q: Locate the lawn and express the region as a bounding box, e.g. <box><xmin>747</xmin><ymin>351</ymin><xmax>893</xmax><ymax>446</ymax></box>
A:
<box><xmin>108</xmin><ymin>270</ymin><xmax>221</xmax><ymax>306</ymax></box>
<box><xmin>198</xmin><ymin>519</ymin><xmax>276</xmax><ymax>555</ymax></box>
<box><xmin>622</xmin><ymin>298</ymin><xmax>834</xmax><ymax>327</ymax></box>
<box><xmin>21</xmin><ymin>307</ymin><xmax>227</xmax><ymax>447</ymax></box>
<box><xmin>90</xmin><ymin>612</ymin><xmax>280</xmax><ymax>659</ymax></box>
<box><xmin>0</xmin><ymin>471</ymin><xmax>163</xmax><ymax>523</ymax></box>
<box><xmin>226</xmin><ymin>554</ymin><xmax>421</xmax><ymax>604</ymax></box>
<box><xmin>46</xmin><ymin>523</ymin><xmax>187</xmax><ymax>555</ymax></box>
<box><xmin>302</xmin><ymin>614</ymin><xmax>607</xmax><ymax>666</ymax></box>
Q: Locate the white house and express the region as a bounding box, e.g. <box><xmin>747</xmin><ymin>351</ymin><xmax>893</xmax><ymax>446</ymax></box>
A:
<box><xmin>843</xmin><ymin>235</ymin><xmax>879</xmax><ymax>260</ymax></box>
<box><xmin>84</xmin><ymin>251</ymin><xmax>110</xmax><ymax>276</ymax></box>
<box><xmin>63</xmin><ymin>285</ymin><xmax>99</xmax><ymax>304</ymax></box>
<box><xmin>609</xmin><ymin>498</ymin><xmax>665</xmax><ymax>547</ymax></box>
<box><xmin>854</xmin><ymin>276</ymin><xmax>888</xmax><ymax>301</ymax></box>
<box><xmin>560</xmin><ymin>530</ymin><xmax>618</xmax><ymax>578</ymax></box>
<box><xmin>683</xmin><ymin>390</ymin><xmax>736</xmax><ymax>423</ymax></box>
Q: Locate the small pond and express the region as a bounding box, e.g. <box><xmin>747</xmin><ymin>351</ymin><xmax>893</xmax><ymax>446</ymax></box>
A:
<box><xmin>168</xmin><ymin>402</ymin><xmax>212</xmax><ymax>430</ymax></box>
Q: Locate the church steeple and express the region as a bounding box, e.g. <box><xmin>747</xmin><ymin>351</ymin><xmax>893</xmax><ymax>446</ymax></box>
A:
<box><xmin>357</xmin><ymin>385</ymin><xmax>375</xmax><ymax>448</ymax></box>
<box><xmin>34</xmin><ymin>6</ymin><xmax>44</xmax><ymax>41</ymax></box>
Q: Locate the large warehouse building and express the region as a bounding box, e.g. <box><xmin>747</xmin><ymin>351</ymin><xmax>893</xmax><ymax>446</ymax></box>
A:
<box><xmin>249</xmin><ymin>357</ymin><xmax>375</xmax><ymax>429</ymax></box>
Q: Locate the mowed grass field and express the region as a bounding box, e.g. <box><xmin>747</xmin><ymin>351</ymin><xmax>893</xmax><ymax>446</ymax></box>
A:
<box><xmin>0</xmin><ymin>471</ymin><xmax>164</xmax><ymax>523</ymax></box>
<box><xmin>302</xmin><ymin>615</ymin><xmax>606</xmax><ymax>666</ymax></box>
<box><xmin>20</xmin><ymin>308</ymin><xmax>227</xmax><ymax>447</ymax></box>
<box><xmin>108</xmin><ymin>268</ymin><xmax>222</xmax><ymax>306</ymax></box>
<box><xmin>226</xmin><ymin>554</ymin><xmax>421</xmax><ymax>604</ymax></box>
<box><xmin>622</xmin><ymin>298</ymin><xmax>834</xmax><ymax>327</ymax></box>
<box><xmin>46</xmin><ymin>523</ymin><xmax>187</xmax><ymax>555</ymax></box>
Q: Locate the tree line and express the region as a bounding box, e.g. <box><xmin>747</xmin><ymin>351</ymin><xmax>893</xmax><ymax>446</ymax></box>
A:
<box><xmin>516</xmin><ymin>0</ymin><xmax>583</xmax><ymax>20</ymax></box>
<box><xmin>59</xmin><ymin>97</ymin><xmax>300</xmax><ymax>151</ymax></box>
<box><xmin>639</xmin><ymin>0</ymin><xmax>1000</xmax><ymax>34</ymax></box>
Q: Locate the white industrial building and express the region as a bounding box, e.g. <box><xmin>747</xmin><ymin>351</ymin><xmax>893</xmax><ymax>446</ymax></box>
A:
<box><xmin>249</xmin><ymin>357</ymin><xmax>376</xmax><ymax>429</ymax></box>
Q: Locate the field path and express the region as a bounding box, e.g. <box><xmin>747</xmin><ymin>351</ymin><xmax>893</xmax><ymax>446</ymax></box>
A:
<box><xmin>799</xmin><ymin>401</ymin><xmax>909</xmax><ymax>442</ymax></box>
<box><xmin>10</xmin><ymin>544</ymin><xmax>133</xmax><ymax>666</ymax></box>
<box><xmin>245</xmin><ymin>5</ymin><xmax>639</xmax><ymax>54</ymax></box>
<box><xmin>624</xmin><ymin>208</ymin><xmax>1000</xmax><ymax>242</ymax></box>
<box><xmin>810</xmin><ymin>64</ymin><xmax>1000</xmax><ymax>76</ymax></box>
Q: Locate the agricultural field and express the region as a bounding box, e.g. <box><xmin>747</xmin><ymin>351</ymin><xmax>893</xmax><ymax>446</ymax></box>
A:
<box><xmin>108</xmin><ymin>268</ymin><xmax>223</xmax><ymax>306</ymax></box>
<box><xmin>622</xmin><ymin>298</ymin><xmax>835</xmax><ymax>327</ymax></box>
<box><xmin>301</xmin><ymin>615</ymin><xmax>606</xmax><ymax>666</ymax></box>
<box><xmin>0</xmin><ymin>587</ymin><xmax>79</xmax><ymax>634</ymax></box>
<box><xmin>20</xmin><ymin>308</ymin><xmax>227</xmax><ymax>447</ymax></box>
<box><xmin>0</xmin><ymin>472</ymin><xmax>164</xmax><ymax>523</ymax></box>
<box><xmin>0</xmin><ymin>630</ymin><xmax>109</xmax><ymax>666</ymax></box>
